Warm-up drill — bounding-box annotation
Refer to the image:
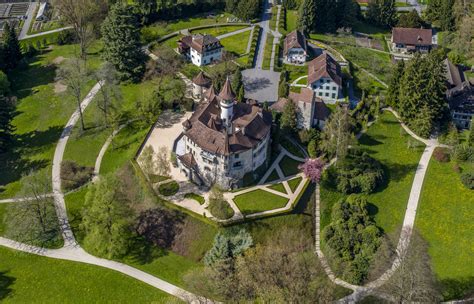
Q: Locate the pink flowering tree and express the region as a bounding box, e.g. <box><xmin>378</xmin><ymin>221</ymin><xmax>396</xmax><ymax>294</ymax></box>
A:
<box><xmin>298</xmin><ymin>158</ymin><xmax>324</xmax><ymax>183</ymax></box>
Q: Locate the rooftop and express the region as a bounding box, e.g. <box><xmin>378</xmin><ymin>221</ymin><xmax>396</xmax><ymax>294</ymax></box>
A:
<box><xmin>392</xmin><ymin>27</ymin><xmax>433</xmax><ymax>46</ymax></box>
<box><xmin>308</xmin><ymin>53</ymin><xmax>342</xmax><ymax>86</ymax></box>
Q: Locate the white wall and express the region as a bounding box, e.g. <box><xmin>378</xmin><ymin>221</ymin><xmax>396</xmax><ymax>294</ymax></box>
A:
<box><xmin>309</xmin><ymin>77</ymin><xmax>341</xmax><ymax>103</ymax></box>
<box><xmin>190</xmin><ymin>47</ymin><xmax>223</xmax><ymax>67</ymax></box>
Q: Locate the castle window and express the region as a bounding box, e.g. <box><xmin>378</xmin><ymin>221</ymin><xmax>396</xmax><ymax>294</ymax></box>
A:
<box><xmin>235</xmin><ymin>154</ymin><xmax>240</xmax><ymax>159</ymax></box>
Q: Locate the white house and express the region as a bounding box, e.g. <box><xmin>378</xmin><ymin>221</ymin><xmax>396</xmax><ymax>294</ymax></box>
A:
<box><xmin>177</xmin><ymin>77</ymin><xmax>272</xmax><ymax>189</ymax></box>
<box><xmin>283</xmin><ymin>30</ymin><xmax>308</xmax><ymax>64</ymax></box>
<box><xmin>307</xmin><ymin>53</ymin><xmax>343</xmax><ymax>103</ymax></box>
<box><xmin>178</xmin><ymin>34</ymin><xmax>223</xmax><ymax>67</ymax></box>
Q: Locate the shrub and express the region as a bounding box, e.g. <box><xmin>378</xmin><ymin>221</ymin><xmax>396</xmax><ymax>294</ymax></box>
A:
<box><xmin>184</xmin><ymin>193</ymin><xmax>205</xmax><ymax>205</ymax></box>
<box><xmin>208</xmin><ymin>186</ymin><xmax>234</xmax><ymax>220</ymax></box>
<box><xmin>433</xmin><ymin>147</ymin><xmax>450</xmax><ymax>163</ymax></box>
<box><xmin>61</xmin><ymin>160</ymin><xmax>94</xmax><ymax>191</ymax></box>
<box><xmin>452</xmin><ymin>163</ymin><xmax>461</xmax><ymax>173</ymax></box>
<box><xmin>331</xmin><ymin>151</ymin><xmax>385</xmax><ymax>194</ymax></box>
<box><xmin>135</xmin><ymin>207</ymin><xmax>184</xmax><ymax>248</ymax></box>
<box><xmin>460</xmin><ymin>172</ymin><xmax>474</xmax><ymax>190</ymax></box>
<box><xmin>203</xmin><ymin>229</ymin><xmax>253</xmax><ymax>266</ymax></box>
<box><xmin>158</xmin><ymin>181</ymin><xmax>179</xmax><ymax>196</ymax></box>
<box><xmin>453</xmin><ymin>144</ymin><xmax>473</xmax><ymax>162</ymax></box>
<box><xmin>56</xmin><ymin>30</ymin><xmax>74</xmax><ymax>45</ymax></box>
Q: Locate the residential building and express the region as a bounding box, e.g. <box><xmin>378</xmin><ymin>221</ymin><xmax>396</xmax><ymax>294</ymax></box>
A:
<box><xmin>270</xmin><ymin>88</ymin><xmax>330</xmax><ymax>130</ymax></box>
<box><xmin>307</xmin><ymin>53</ymin><xmax>343</xmax><ymax>103</ymax></box>
<box><xmin>391</xmin><ymin>27</ymin><xmax>434</xmax><ymax>54</ymax></box>
<box><xmin>449</xmin><ymin>88</ymin><xmax>474</xmax><ymax>129</ymax></box>
<box><xmin>177</xmin><ymin>77</ymin><xmax>272</xmax><ymax>189</ymax></box>
<box><xmin>178</xmin><ymin>34</ymin><xmax>223</xmax><ymax>67</ymax></box>
<box><xmin>283</xmin><ymin>30</ymin><xmax>308</xmax><ymax>64</ymax></box>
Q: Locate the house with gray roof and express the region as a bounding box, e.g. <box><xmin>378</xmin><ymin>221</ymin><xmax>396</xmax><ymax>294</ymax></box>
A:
<box><xmin>307</xmin><ymin>53</ymin><xmax>343</xmax><ymax>103</ymax></box>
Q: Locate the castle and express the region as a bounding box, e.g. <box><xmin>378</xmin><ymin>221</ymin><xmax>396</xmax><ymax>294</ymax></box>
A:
<box><xmin>177</xmin><ymin>76</ymin><xmax>272</xmax><ymax>189</ymax></box>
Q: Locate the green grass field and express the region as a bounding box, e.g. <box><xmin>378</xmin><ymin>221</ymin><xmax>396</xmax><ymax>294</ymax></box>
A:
<box><xmin>234</xmin><ymin>189</ymin><xmax>289</xmax><ymax>215</ymax></box>
<box><xmin>417</xmin><ymin>159</ymin><xmax>474</xmax><ymax>300</ymax></box>
<box><xmin>220</xmin><ymin>29</ymin><xmax>252</xmax><ymax>56</ymax></box>
<box><xmin>190</xmin><ymin>25</ymin><xmax>248</xmax><ymax>37</ymax></box>
<box><xmin>262</xmin><ymin>33</ymin><xmax>274</xmax><ymax>70</ymax></box>
<box><xmin>279</xmin><ymin>156</ymin><xmax>303</xmax><ymax>177</ymax></box>
<box><xmin>0</xmin><ymin>247</ymin><xmax>178</xmax><ymax>303</ymax></box>
<box><xmin>268</xmin><ymin>182</ymin><xmax>287</xmax><ymax>194</ymax></box>
<box><xmin>286</xmin><ymin>10</ymin><xmax>298</xmax><ymax>33</ymax></box>
<box><xmin>0</xmin><ymin>43</ymin><xmax>103</xmax><ymax>199</ymax></box>
<box><xmin>288</xmin><ymin>176</ymin><xmax>303</xmax><ymax>192</ymax></box>
<box><xmin>320</xmin><ymin>112</ymin><xmax>424</xmax><ymax>234</ymax></box>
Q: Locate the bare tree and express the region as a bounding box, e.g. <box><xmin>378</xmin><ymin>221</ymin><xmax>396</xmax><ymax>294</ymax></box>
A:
<box><xmin>95</xmin><ymin>62</ymin><xmax>122</xmax><ymax>128</ymax></box>
<box><xmin>139</xmin><ymin>145</ymin><xmax>156</xmax><ymax>177</ymax></box>
<box><xmin>321</xmin><ymin>104</ymin><xmax>353</xmax><ymax>162</ymax></box>
<box><xmin>53</xmin><ymin>0</ymin><xmax>108</xmax><ymax>60</ymax></box>
<box><xmin>5</xmin><ymin>171</ymin><xmax>61</xmax><ymax>247</ymax></box>
<box><xmin>370</xmin><ymin>227</ymin><xmax>441</xmax><ymax>303</ymax></box>
<box><xmin>56</xmin><ymin>58</ymin><xmax>88</xmax><ymax>131</ymax></box>
<box><xmin>156</xmin><ymin>146</ymin><xmax>171</xmax><ymax>177</ymax></box>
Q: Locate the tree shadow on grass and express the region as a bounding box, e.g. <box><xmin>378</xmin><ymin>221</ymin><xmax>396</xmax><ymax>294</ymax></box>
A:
<box><xmin>440</xmin><ymin>276</ymin><xmax>474</xmax><ymax>301</ymax></box>
<box><xmin>0</xmin><ymin>271</ymin><xmax>15</xmax><ymax>300</ymax></box>
<box><xmin>358</xmin><ymin>134</ymin><xmax>386</xmax><ymax>147</ymax></box>
<box><xmin>368</xmin><ymin>161</ymin><xmax>419</xmax><ymax>195</ymax></box>
<box><xmin>0</xmin><ymin>125</ymin><xmax>64</xmax><ymax>189</ymax></box>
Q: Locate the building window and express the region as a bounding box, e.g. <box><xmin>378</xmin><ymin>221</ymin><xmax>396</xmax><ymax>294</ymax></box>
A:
<box><xmin>325</xmin><ymin>92</ymin><xmax>329</xmax><ymax>97</ymax></box>
<box><xmin>332</xmin><ymin>86</ymin><xmax>337</xmax><ymax>90</ymax></box>
<box><xmin>325</xmin><ymin>86</ymin><xmax>330</xmax><ymax>90</ymax></box>
<box><xmin>235</xmin><ymin>154</ymin><xmax>239</xmax><ymax>159</ymax></box>
<box><xmin>233</xmin><ymin>161</ymin><xmax>242</xmax><ymax>168</ymax></box>
<box><xmin>332</xmin><ymin>93</ymin><xmax>336</xmax><ymax>99</ymax></box>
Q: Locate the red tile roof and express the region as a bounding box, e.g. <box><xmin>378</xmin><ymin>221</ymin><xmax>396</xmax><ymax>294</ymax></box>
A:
<box><xmin>308</xmin><ymin>53</ymin><xmax>342</xmax><ymax>86</ymax></box>
<box><xmin>283</xmin><ymin>30</ymin><xmax>307</xmax><ymax>56</ymax></box>
<box><xmin>392</xmin><ymin>27</ymin><xmax>432</xmax><ymax>46</ymax></box>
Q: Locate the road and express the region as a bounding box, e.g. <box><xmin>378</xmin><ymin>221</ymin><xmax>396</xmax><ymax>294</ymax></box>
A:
<box><xmin>18</xmin><ymin>1</ymin><xmax>37</xmax><ymax>40</ymax></box>
<box><xmin>255</xmin><ymin>0</ymin><xmax>272</xmax><ymax>69</ymax></box>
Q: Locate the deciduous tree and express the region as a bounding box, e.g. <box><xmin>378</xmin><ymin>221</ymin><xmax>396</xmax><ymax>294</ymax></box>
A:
<box><xmin>95</xmin><ymin>62</ymin><xmax>122</xmax><ymax>128</ymax></box>
<box><xmin>299</xmin><ymin>158</ymin><xmax>324</xmax><ymax>183</ymax></box>
<box><xmin>320</xmin><ymin>105</ymin><xmax>353</xmax><ymax>162</ymax></box>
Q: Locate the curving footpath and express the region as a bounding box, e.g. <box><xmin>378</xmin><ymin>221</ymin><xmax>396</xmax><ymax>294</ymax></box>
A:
<box><xmin>315</xmin><ymin>108</ymin><xmax>440</xmax><ymax>303</ymax></box>
<box><xmin>0</xmin><ymin>81</ymin><xmax>203</xmax><ymax>303</ymax></box>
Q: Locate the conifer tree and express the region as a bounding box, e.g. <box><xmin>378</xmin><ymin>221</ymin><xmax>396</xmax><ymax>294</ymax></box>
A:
<box><xmin>387</xmin><ymin>60</ymin><xmax>404</xmax><ymax>108</ymax></box>
<box><xmin>281</xmin><ymin>100</ymin><xmax>298</xmax><ymax>132</ymax></box>
<box><xmin>0</xmin><ymin>95</ymin><xmax>14</xmax><ymax>152</ymax></box>
<box><xmin>321</xmin><ymin>105</ymin><xmax>352</xmax><ymax>162</ymax></box>
<box><xmin>468</xmin><ymin>119</ymin><xmax>474</xmax><ymax>146</ymax></box>
<box><xmin>101</xmin><ymin>3</ymin><xmax>146</xmax><ymax>82</ymax></box>
<box><xmin>2</xmin><ymin>23</ymin><xmax>22</xmax><ymax>70</ymax></box>
<box><xmin>297</xmin><ymin>0</ymin><xmax>316</xmax><ymax>33</ymax></box>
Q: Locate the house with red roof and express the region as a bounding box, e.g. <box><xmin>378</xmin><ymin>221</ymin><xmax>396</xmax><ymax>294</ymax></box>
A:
<box><xmin>307</xmin><ymin>53</ymin><xmax>343</xmax><ymax>103</ymax></box>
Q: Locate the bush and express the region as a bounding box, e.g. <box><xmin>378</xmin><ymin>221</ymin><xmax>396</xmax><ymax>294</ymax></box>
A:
<box><xmin>184</xmin><ymin>193</ymin><xmax>205</xmax><ymax>205</ymax></box>
<box><xmin>208</xmin><ymin>186</ymin><xmax>234</xmax><ymax>220</ymax></box>
<box><xmin>433</xmin><ymin>147</ymin><xmax>450</xmax><ymax>163</ymax></box>
<box><xmin>460</xmin><ymin>172</ymin><xmax>474</xmax><ymax>190</ymax></box>
<box><xmin>158</xmin><ymin>181</ymin><xmax>179</xmax><ymax>196</ymax></box>
<box><xmin>56</xmin><ymin>30</ymin><xmax>74</xmax><ymax>45</ymax></box>
<box><xmin>330</xmin><ymin>151</ymin><xmax>385</xmax><ymax>194</ymax></box>
<box><xmin>135</xmin><ymin>207</ymin><xmax>184</xmax><ymax>248</ymax></box>
<box><xmin>61</xmin><ymin>160</ymin><xmax>94</xmax><ymax>191</ymax></box>
<box><xmin>453</xmin><ymin>144</ymin><xmax>473</xmax><ymax>162</ymax></box>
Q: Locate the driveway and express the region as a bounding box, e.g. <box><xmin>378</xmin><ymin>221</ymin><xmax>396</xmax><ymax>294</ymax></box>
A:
<box><xmin>242</xmin><ymin>68</ymin><xmax>280</xmax><ymax>103</ymax></box>
<box><xmin>18</xmin><ymin>2</ymin><xmax>37</xmax><ymax>40</ymax></box>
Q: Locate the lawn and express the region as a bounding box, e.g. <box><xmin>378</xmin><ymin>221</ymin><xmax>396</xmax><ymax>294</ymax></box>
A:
<box><xmin>279</xmin><ymin>156</ymin><xmax>303</xmax><ymax>177</ymax></box>
<box><xmin>268</xmin><ymin>182</ymin><xmax>287</xmax><ymax>194</ymax></box>
<box><xmin>184</xmin><ymin>193</ymin><xmax>205</xmax><ymax>205</ymax></box>
<box><xmin>220</xmin><ymin>29</ymin><xmax>252</xmax><ymax>56</ymax></box>
<box><xmin>269</xmin><ymin>6</ymin><xmax>278</xmax><ymax>31</ymax></box>
<box><xmin>0</xmin><ymin>247</ymin><xmax>177</xmax><ymax>303</ymax></box>
<box><xmin>262</xmin><ymin>33</ymin><xmax>274</xmax><ymax>70</ymax></box>
<box><xmin>416</xmin><ymin>159</ymin><xmax>474</xmax><ymax>300</ymax></box>
<box><xmin>320</xmin><ymin>112</ymin><xmax>424</xmax><ymax>234</ymax></box>
<box><xmin>233</xmin><ymin>189</ymin><xmax>289</xmax><ymax>215</ymax></box>
<box><xmin>265</xmin><ymin>169</ymin><xmax>280</xmax><ymax>183</ymax></box>
<box><xmin>284</xmin><ymin>64</ymin><xmax>308</xmax><ymax>84</ymax></box>
<box><xmin>285</xmin><ymin>10</ymin><xmax>298</xmax><ymax>33</ymax></box>
<box><xmin>288</xmin><ymin>176</ymin><xmax>303</xmax><ymax>192</ymax></box>
<box><xmin>0</xmin><ymin>43</ymin><xmax>103</xmax><ymax>199</ymax></box>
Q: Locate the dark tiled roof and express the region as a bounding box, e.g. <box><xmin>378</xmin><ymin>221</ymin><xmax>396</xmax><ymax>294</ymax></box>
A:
<box><xmin>308</xmin><ymin>53</ymin><xmax>342</xmax><ymax>86</ymax></box>
<box><xmin>283</xmin><ymin>30</ymin><xmax>307</xmax><ymax>56</ymax></box>
<box><xmin>193</xmin><ymin>71</ymin><xmax>211</xmax><ymax>86</ymax></box>
<box><xmin>289</xmin><ymin>87</ymin><xmax>315</xmax><ymax>104</ymax></box>
<box><xmin>444</xmin><ymin>59</ymin><xmax>465</xmax><ymax>88</ymax></box>
<box><xmin>179</xmin><ymin>153</ymin><xmax>197</xmax><ymax>169</ymax></box>
<box><xmin>184</xmin><ymin>97</ymin><xmax>272</xmax><ymax>156</ymax></box>
<box><xmin>218</xmin><ymin>77</ymin><xmax>235</xmax><ymax>101</ymax></box>
<box><xmin>204</xmin><ymin>85</ymin><xmax>217</xmax><ymax>101</ymax></box>
<box><xmin>392</xmin><ymin>27</ymin><xmax>432</xmax><ymax>46</ymax></box>
<box><xmin>271</xmin><ymin>90</ymin><xmax>330</xmax><ymax>122</ymax></box>
<box><xmin>180</xmin><ymin>34</ymin><xmax>223</xmax><ymax>54</ymax></box>
<box><xmin>314</xmin><ymin>99</ymin><xmax>330</xmax><ymax>121</ymax></box>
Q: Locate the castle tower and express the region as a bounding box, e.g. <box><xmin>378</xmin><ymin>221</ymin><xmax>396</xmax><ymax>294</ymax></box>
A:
<box><xmin>192</xmin><ymin>71</ymin><xmax>211</xmax><ymax>99</ymax></box>
<box><xmin>218</xmin><ymin>77</ymin><xmax>235</xmax><ymax>126</ymax></box>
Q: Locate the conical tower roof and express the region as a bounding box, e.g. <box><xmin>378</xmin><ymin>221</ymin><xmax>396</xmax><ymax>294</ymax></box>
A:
<box><xmin>218</xmin><ymin>77</ymin><xmax>235</xmax><ymax>101</ymax></box>
<box><xmin>205</xmin><ymin>85</ymin><xmax>217</xmax><ymax>101</ymax></box>
<box><xmin>192</xmin><ymin>71</ymin><xmax>211</xmax><ymax>86</ymax></box>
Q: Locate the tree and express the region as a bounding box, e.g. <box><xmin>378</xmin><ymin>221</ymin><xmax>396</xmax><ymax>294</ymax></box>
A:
<box><xmin>281</xmin><ymin>100</ymin><xmax>298</xmax><ymax>132</ymax></box>
<box><xmin>320</xmin><ymin>105</ymin><xmax>352</xmax><ymax>162</ymax></box>
<box><xmin>56</xmin><ymin>58</ymin><xmax>88</xmax><ymax>131</ymax></box>
<box><xmin>386</xmin><ymin>60</ymin><xmax>404</xmax><ymax>108</ymax></box>
<box><xmin>135</xmin><ymin>207</ymin><xmax>183</xmax><ymax>248</ymax></box>
<box><xmin>2</xmin><ymin>23</ymin><xmax>22</xmax><ymax>70</ymax></box>
<box><xmin>469</xmin><ymin>118</ymin><xmax>474</xmax><ymax>146</ymax></box>
<box><xmin>95</xmin><ymin>62</ymin><xmax>122</xmax><ymax>128</ymax></box>
<box><xmin>299</xmin><ymin>158</ymin><xmax>324</xmax><ymax>183</ymax></box>
<box><xmin>156</xmin><ymin>146</ymin><xmax>171</xmax><ymax>177</ymax></box>
<box><xmin>397</xmin><ymin>9</ymin><xmax>424</xmax><ymax>28</ymax></box>
<box><xmin>139</xmin><ymin>145</ymin><xmax>156</xmax><ymax>176</ymax></box>
<box><xmin>54</xmin><ymin>0</ymin><xmax>108</xmax><ymax>60</ymax></box>
<box><xmin>204</xmin><ymin>229</ymin><xmax>253</xmax><ymax>266</ymax></box>
<box><xmin>308</xmin><ymin>139</ymin><xmax>318</xmax><ymax>158</ymax></box>
<box><xmin>0</xmin><ymin>71</ymin><xmax>10</xmax><ymax>96</ymax></box>
<box><xmin>297</xmin><ymin>0</ymin><xmax>316</xmax><ymax>33</ymax></box>
<box><xmin>5</xmin><ymin>171</ymin><xmax>61</xmax><ymax>247</ymax></box>
<box><xmin>208</xmin><ymin>186</ymin><xmax>234</xmax><ymax>220</ymax></box>
<box><xmin>135</xmin><ymin>0</ymin><xmax>158</xmax><ymax>24</ymax></box>
<box><xmin>366</xmin><ymin>0</ymin><xmax>397</xmax><ymax>28</ymax></box>
<box><xmin>372</xmin><ymin>228</ymin><xmax>442</xmax><ymax>303</ymax></box>
<box><xmin>0</xmin><ymin>95</ymin><xmax>14</xmax><ymax>152</ymax></box>
<box><xmin>101</xmin><ymin>3</ymin><xmax>147</xmax><ymax>82</ymax></box>
<box><xmin>81</xmin><ymin>175</ymin><xmax>132</xmax><ymax>258</ymax></box>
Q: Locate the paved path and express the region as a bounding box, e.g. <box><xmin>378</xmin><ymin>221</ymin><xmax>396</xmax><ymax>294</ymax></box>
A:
<box><xmin>0</xmin><ymin>81</ymin><xmax>204</xmax><ymax>302</ymax></box>
<box><xmin>93</xmin><ymin>123</ymin><xmax>129</xmax><ymax>179</ymax></box>
<box><xmin>20</xmin><ymin>26</ymin><xmax>73</xmax><ymax>41</ymax></box>
<box><xmin>216</xmin><ymin>26</ymin><xmax>252</xmax><ymax>40</ymax></box>
<box><xmin>255</xmin><ymin>0</ymin><xmax>272</xmax><ymax>69</ymax></box>
<box><xmin>269</xmin><ymin>5</ymin><xmax>282</xmax><ymax>71</ymax></box>
<box><xmin>0</xmin><ymin>193</ymin><xmax>54</xmax><ymax>204</ymax></box>
<box><xmin>314</xmin><ymin>109</ymin><xmax>442</xmax><ymax>303</ymax></box>
<box><xmin>18</xmin><ymin>2</ymin><xmax>37</xmax><ymax>40</ymax></box>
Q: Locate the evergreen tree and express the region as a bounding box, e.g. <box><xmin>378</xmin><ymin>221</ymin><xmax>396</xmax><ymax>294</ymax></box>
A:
<box><xmin>81</xmin><ymin>175</ymin><xmax>132</xmax><ymax>259</ymax></box>
<box><xmin>281</xmin><ymin>100</ymin><xmax>298</xmax><ymax>132</ymax></box>
<box><xmin>397</xmin><ymin>9</ymin><xmax>424</xmax><ymax>28</ymax></box>
<box><xmin>425</xmin><ymin>0</ymin><xmax>442</xmax><ymax>23</ymax></box>
<box><xmin>298</xmin><ymin>0</ymin><xmax>316</xmax><ymax>33</ymax></box>
<box><xmin>366</xmin><ymin>0</ymin><xmax>397</xmax><ymax>28</ymax></box>
<box><xmin>0</xmin><ymin>71</ymin><xmax>10</xmax><ymax>95</ymax></box>
<box><xmin>101</xmin><ymin>3</ymin><xmax>147</xmax><ymax>82</ymax></box>
<box><xmin>2</xmin><ymin>23</ymin><xmax>22</xmax><ymax>70</ymax></box>
<box><xmin>439</xmin><ymin>0</ymin><xmax>456</xmax><ymax>31</ymax></box>
<box><xmin>0</xmin><ymin>95</ymin><xmax>14</xmax><ymax>152</ymax></box>
<box><xmin>468</xmin><ymin>118</ymin><xmax>474</xmax><ymax>146</ymax></box>
<box><xmin>386</xmin><ymin>60</ymin><xmax>404</xmax><ymax>108</ymax></box>
<box><xmin>231</xmin><ymin>68</ymin><xmax>243</xmax><ymax>93</ymax></box>
<box><xmin>135</xmin><ymin>0</ymin><xmax>158</xmax><ymax>24</ymax></box>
